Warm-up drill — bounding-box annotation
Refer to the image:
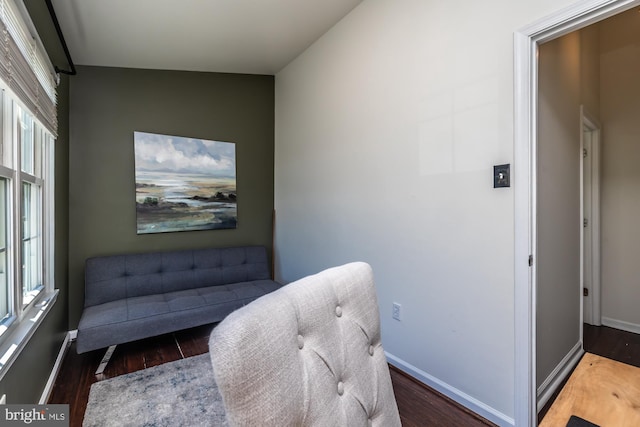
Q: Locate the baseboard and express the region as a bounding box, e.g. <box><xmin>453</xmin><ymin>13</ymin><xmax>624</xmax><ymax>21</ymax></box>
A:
<box><xmin>69</xmin><ymin>329</ymin><xmax>77</xmax><ymax>341</ymax></box>
<box><xmin>601</xmin><ymin>317</ymin><xmax>640</xmax><ymax>335</ymax></box>
<box><xmin>385</xmin><ymin>352</ymin><xmax>514</xmax><ymax>427</ymax></box>
<box><xmin>536</xmin><ymin>341</ymin><xmax>583</xmax><ymax>413</ymax></box>
<box><xmin>39</xmin><ymin>331</ymin><xmax>73</xmax><ymax>404</ymax></box>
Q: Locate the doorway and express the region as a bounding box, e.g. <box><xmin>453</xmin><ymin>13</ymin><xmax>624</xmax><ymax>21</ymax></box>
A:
<box><xmin>514</xmin><ymin>1</ymin><xmax>640</xmax><ymax>426</ymax></box>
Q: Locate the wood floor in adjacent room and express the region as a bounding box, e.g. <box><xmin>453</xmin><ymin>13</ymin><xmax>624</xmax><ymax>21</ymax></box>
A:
<box><xmin>48</xmin><ymin>323</ymin><xmax>495</xmax><ymax>427</ymax></box>
<box><xmin>538</xmin><ymin>324</ymin><xmax>640</xmax><ymax>424</ymax></box>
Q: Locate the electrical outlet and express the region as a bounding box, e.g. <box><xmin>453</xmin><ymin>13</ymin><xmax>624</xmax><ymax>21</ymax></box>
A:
<box><xmin>0</xmin><ymin>394</ymin><xmax>6</xmax><ymax>404</ymax></box>
<box><xmin>392</xmin><ymin>302</ymin><xmax>401</xmax><ymax>321</ymax></box>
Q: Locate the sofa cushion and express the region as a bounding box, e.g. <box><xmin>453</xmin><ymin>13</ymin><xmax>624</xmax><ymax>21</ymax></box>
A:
<box><xmin>84</xmin><ymin>246</ymin><xmax>271</xmax><ymax>307</ymax></box>
<box><xmin>76</xmin><ymin>278</ymin><xmax>281</xmax><ymax>354</ymax></box>
<box><xmin>76</xmin><ymin>246</ymin><xmax>280</xmax><ymax>354</ymax></box>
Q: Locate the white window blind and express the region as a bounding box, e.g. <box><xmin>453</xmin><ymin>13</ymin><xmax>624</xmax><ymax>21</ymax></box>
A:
<box><xmin>0</xmin><ymin>0</ymin><xmax>58</xmax><ymax>136</ymax></box>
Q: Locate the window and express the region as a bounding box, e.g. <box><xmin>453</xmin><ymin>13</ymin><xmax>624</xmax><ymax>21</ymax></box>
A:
<box><xmin>0</xmin><ymin>0</ymin><xmax>58</xmax><ymax>375</ymax></box>
<box><xmin>0</xmin><ymin>98</ymin><xmax>55</xmax><ymax>339</ymax></box>
<box><xmin>19</xmin><ymin>106</ymin><xmax>44</xmax><ymax>307</ymax></box>
<box><xmin>0</xmin><ymin>178</ymin><xmax>8</xmax><ymax>322</ymax></box>
<box><xmin>22</xmin><ymin>181</ymin><xmax>42</xmax><ymax>305</ymax></box>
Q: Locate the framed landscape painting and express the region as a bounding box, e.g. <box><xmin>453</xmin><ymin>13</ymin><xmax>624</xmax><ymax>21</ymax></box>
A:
<box><xmin>134</xmin><ymin>131</ymin><xmax>237</xmax><ymax>234</ymax></box>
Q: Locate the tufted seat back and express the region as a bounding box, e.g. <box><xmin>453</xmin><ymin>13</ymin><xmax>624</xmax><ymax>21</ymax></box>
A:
<box><xmin>84</xmin><ymin>246</ymin><xmax>270</xmax><ymax>307</ymax></box>
<box><xmin>209</xmin><ymin>262</ymin><xmax>401</xmax><ymax>427</ymax></box>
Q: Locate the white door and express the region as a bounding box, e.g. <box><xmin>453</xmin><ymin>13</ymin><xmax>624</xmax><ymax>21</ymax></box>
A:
<box><xmin>581</xmin><ymin>108</ymin><xmax>601</xmax><ymax>327</ymax></box>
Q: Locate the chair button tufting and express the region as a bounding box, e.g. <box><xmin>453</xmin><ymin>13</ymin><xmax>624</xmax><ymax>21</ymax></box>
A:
<box><xmin>297</xmin><ymin>335</ymin><xmax>304</xmax><ymax>349</ymax></box>
<box><xmin>335</xmin><ymin>306</ymin><xmax>342</xmax><ymax>317</ymax></box>
<box><xmin>337</xmin><ymin>381</ymin><xmax>344</xmax><ymax>396</ymax></box>
<box><xmin>369</xmin><ymin>345</ymin><xmax>374</xmax><ymax>356</ymax></box>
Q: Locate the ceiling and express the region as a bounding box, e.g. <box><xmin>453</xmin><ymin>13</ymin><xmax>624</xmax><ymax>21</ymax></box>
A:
<box><xmin>49</xmin><ymin>0</ymin><xmax>363</xmax><ymax>75</ymax></box>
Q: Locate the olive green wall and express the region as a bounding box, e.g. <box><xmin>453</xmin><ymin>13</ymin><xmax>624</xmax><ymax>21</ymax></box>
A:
<box><xmin>68</xmin><ymin>66</ymin><xmax>274</xmax><ymax>328</ymax></box>
<box><xmin>0</xmin><ymin>6</ymin><xmax>275</xmax><ymax>403</ymax></box>
<box><xmin>0</xmin><ymin>0</ymin><xmax>70</xmax><ymax>403</ymax></box>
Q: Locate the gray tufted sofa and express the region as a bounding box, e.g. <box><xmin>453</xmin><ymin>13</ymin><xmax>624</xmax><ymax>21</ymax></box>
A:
<box><xmin>209</xmin><ymin>262</ymin><xmax>401</xmax><ymax>427</ymax></box>
<box><xmin>76</xmin><ymin>245</ymin><xmax>281</xmax><ymax>354</ymax></box>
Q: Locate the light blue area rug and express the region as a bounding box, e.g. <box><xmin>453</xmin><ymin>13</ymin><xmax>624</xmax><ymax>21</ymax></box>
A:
<box><xmin>83</xmin><ymin>353</ymin><xmax>228</xmax><ymax>427</ymax></box>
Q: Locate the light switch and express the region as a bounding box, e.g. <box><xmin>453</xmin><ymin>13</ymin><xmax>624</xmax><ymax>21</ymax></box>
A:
<box><xmin>494</xmin><ymin>164</ymin><xmax>510</xmax><ymax>188</ymax></box>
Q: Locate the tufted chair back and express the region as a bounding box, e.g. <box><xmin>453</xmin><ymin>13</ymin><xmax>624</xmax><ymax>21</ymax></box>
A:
<box><xmin>209</xmin><ymin>262</ymin><xmax>401</xmax><ymax>427</ymax></box>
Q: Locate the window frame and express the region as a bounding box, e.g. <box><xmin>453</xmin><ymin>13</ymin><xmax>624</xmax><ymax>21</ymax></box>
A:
<box><xmin>0</xmin><ymin>0</ymin><xmax>59</xmax><ymax>381</ymax></box>
<box><xmin>0</xmin><ymin>87</ymin><xmax>57</xmax><ymax>377</ymax></box>
<box><xmin>0</xmin><ymin>170</ymin><xmax>13</xmax><ymax>326</ymax></box>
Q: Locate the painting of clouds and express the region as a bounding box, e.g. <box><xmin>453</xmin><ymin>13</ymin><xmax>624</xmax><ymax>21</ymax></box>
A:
<box><xmin>134</xmin><ymin>131</ymin><xmax>237</xmax><ymax>234</ymax></box>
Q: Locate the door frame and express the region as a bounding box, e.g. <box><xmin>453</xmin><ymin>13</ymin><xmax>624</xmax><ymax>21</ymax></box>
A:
<box><xmin>580</xmin><ymin>105</ymin><xmax>602</xmax><ymax>328</ymax></box>
<box><xmin>514</xmin><ymin>1</ymin><xmax>639</xmax><ymax>425</ymax></box>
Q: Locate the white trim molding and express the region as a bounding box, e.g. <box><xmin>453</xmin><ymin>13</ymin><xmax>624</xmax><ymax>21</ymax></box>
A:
<box><xmin>601</xmin><ymin>317</ymin><xmax>640</xmax><ymax>335</ymax></box>
<box><xmin>580</xmin><ymin>105</ymin><xmax>602</xmax><ymax>327</ymax></box>
<box><xmin>536</xmin><ymin>342</ymin><xmax>584</xmax><ymax>412</ymax></box>
<box><xmin>514</xmin><ymin>1</ymin><xmax>640</xmax><ymax>426</ymax></box>
<box><xmin>39</xmin><ymin>329</ymin><xmax>72</xmax><ymax>404</ymax></box>
<box><xmin>0</xmin><ymin>290</ymin><xmax>58</xmax><ymax>382</ymax></box>
<box><xmin>513</xmin><ymin>27</ymin><xmax>537</xmax><ymax>427</ymax></box>
<box><xmin>386</xmin><ymin>352</ymin><xmax>514</xmax><ymax>427</ymax></box>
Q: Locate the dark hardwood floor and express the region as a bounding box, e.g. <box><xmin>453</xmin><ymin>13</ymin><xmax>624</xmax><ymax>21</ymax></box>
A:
<box><xmin>390</xmin><ymin>366</ymin><xmax>495</xmax><ymax>427</ymax></box>
<box><xmin>48</xmin><ymin>323</ymin><xmax>495</xmax><ymax>427</ymax></box>
<box><xmin>583</xmin><ymin>323</ymin><xmax>640</xmax><ymax>368</ymax></box>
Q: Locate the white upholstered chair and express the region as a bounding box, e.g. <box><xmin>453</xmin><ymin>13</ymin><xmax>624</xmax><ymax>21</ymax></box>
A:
<box><xmin>209</xmin><ymin>262</ymin><xmax>401</xmax><ymax>427</ymax></box>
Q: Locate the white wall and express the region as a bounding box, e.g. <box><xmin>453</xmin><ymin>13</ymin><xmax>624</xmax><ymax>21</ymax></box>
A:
<box><xmin>274</xmin><ymin>0</ymin><xmax>576</xmax><ymax>424</ymax></box>
<box><xmin>600</xmin><ymin>10</ymin><xmax>640</xmax><ymax>331</ymax></box>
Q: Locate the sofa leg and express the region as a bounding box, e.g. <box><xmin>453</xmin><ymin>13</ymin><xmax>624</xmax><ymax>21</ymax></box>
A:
<box><xmin>95</xmin><ymin>345</ymin><xmax>117</xmax><ymax>376</ymax></box>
